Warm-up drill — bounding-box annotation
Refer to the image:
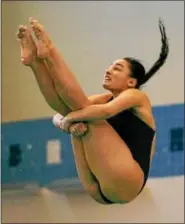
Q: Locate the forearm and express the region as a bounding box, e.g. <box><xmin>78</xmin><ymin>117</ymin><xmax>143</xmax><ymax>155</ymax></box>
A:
<box><xmin>66</xmin><ymin>104</ymin><xmax>110</xmax><ymax>122</ymax></box>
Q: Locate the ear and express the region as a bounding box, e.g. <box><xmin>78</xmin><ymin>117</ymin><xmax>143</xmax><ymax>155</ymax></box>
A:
<box><xmin>127</xmin><ymin>78</ymin><xmax>137</xmax><ymax>88</ymax></box>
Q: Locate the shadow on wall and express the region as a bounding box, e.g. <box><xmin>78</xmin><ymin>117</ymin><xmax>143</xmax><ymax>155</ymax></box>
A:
<box><xmin>1</xmin><ymin>104</ymin><xmax>184</xmax><ymax>186</ymax></box>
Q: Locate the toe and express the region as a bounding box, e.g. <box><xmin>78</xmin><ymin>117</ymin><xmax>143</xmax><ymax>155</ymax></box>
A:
<box><xmin>19</xmin><ymin>25</ymin><xmax>27</xmax><ymax>32</ymax></box>
<box><xmin>29</xmin><ymin>17</ymin><xmax>39</xmax><ymax>27</ymax></box>
<box><xmin>29</xmin><ymin>18</ymin><xmax>43</xmax><ymax>31</ymax></box>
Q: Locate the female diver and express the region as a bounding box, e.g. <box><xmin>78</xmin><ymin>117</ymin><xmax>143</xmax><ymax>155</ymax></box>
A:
<box><xmin>16</xmin><ymin>18</ymin><xmax>169</xmax><ymax>204</ymax></box>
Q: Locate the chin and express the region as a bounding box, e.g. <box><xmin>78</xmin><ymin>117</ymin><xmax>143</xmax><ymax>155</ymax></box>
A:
<box><xmin>102</xmin><ymin>83</ymin><xmax>111</xmax><ymax>90</ymax></box>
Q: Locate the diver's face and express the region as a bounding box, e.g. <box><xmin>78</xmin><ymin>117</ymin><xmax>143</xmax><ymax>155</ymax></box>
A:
<box><xmin>103</xmin><ymin>59</ymin><xmax>134</xmax><ymax>92</ymax></box>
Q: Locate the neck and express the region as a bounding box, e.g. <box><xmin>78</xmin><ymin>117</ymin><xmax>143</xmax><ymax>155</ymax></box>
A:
<box><xmin>111</xmin><ymin>87</ymin><xmax>128</xmax><ymax>98</ymax></box>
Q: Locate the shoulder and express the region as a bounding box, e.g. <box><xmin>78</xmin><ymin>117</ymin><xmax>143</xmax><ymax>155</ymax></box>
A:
<box><xmin>126</xmin><ymin>89</ymin><xmax>153</xmax><ymax>114</ymax></box>
<box><xmin>105</xmin><ymin>89</ymin><xmax>150</xmax><ymax>116</ymax></box>
<box><xmin>122</xmin><ymin>88</ymin><xmax>146</xmax><ymax>96</ymax></box>
<box><xmin>113</xmin><ymin>88</ymin><xmax>151</xmax><ymax>110</ymax></box>
<box><xmin>88</xmin><ymin>92</ymin><xmax>113</xmax><ymax>104</ymax></box>
<box><xmin>119</xmin><ymin>88</ymin><xmax>149</xmax><ymax>102</ymax></box>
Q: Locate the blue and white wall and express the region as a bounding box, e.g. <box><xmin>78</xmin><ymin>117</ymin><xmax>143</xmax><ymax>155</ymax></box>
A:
<box><xmin>2</xmin><ymin>1</ymin><xmax>184</xmax><ymax>185</ymax></box>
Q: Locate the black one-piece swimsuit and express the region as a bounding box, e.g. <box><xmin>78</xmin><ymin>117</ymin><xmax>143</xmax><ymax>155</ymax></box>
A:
<box><xmin>98</xmin><ymin>103</ymin><xmax>155</xmax><ymax>204</ymax></box>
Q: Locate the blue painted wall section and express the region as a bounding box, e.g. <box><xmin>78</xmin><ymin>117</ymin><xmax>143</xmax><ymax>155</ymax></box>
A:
<box><xmin>2</xmin><ymin>104</ymin><xmax>184</xmax><ymax>185</ymax></box>
<box><xmin>150</xmin><ymin>104</ymin><xmax>184</xmax><ymax>177</ymax></box>
<box><xmin>2</xmin><ymin>119</ymin><xmax>78</xmax><ymax>185</ymax></box>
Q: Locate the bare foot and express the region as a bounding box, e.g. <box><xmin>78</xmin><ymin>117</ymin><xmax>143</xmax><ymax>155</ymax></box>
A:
<box><xmin>29</xmin><ymin>17</ymin><xmax>53</xmax><ymax>59</ymax></box>
<box><xmin>16</xmin><ymin>25</ymin><xmax>37</xmax><ymax>66</ymax></box>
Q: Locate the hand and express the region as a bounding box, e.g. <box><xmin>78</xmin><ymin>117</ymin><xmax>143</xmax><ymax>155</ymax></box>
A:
<box><xmin>53</xmin><ymin>113</ymin><xmax>88</xmax><ymax>136</ymax></box>
<box><xmin>69</xmin><ymin>122</ymin><xmax>88</xmax><ymax>137</ymax></box>
<box><xmin>60</xmin><ymin>118</ymin><xmax>88</xmax><ymax>137</ymax></box>
<box><xmin>59</xmin><ymin>117</ymin><xmax>72</xmax><ymax>133</ymax></box>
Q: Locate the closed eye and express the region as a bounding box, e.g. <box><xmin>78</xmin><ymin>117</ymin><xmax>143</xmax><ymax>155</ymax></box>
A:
<box><xmin>114</xmin><ymin>67</ymin><xmax>122</xmax><ymax>71</ymax></box>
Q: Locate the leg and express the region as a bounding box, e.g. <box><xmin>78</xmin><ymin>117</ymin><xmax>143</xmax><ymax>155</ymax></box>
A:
<box><xmin>16</xmin><ymin>25</ymin><xmax>70</xmax><ymax>115</ymax></box>
<box><xmin>29</xmin><ymin>18</ymin><xmax>90</xmax><ymax>111</ymax></box>
<box><xmin>28</xmin><ymin>20</ymin><xmax>143</xmax><ymax>203</ymax></box>
<box><xmin>17</xmin><ymin>26</ymin><xmax>107</xmax><ymax>203</ymax></box>
<box><xmin>81</xmin><ymin>120</ymin><xmax>145</xmax><ymax>203</ymax></box>
<box><xmin>71</xmin><ymin>136</ymin><xmax>113</xmax><ymax>204</ymax></box>
<box><xmin>30</xmin><ymin>60</ymin><xmax>71</xmax><ymax>115</ymax></box>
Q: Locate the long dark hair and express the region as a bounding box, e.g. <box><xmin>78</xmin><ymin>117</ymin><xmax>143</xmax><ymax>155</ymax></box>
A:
<box><xmin>124</xmin><ymin>18</ymin><xmax>169</xmax><ymax>88</ymax></box>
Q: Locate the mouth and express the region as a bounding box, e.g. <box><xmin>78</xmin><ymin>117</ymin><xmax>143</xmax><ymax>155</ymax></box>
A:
<box><xmin>104</xmin><ymin>76</ymin><xmax>111</xmax><ymax>81</ymax></box>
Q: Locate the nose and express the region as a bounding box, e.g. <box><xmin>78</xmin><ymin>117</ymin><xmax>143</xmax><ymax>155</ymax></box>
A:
<box><xmin>105</xmin><ymin>69</ymin><xmax>111</xmax><ymax>75</ymax></box>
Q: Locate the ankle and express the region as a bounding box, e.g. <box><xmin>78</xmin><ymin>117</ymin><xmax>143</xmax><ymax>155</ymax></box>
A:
<box><xmin>29</xmin><ymin>57</ymin><xmax>44</xmax><ymax>68</ymax></box>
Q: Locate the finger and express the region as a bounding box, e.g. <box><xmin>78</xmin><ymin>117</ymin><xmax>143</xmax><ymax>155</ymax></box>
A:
<box><xmin>81</xmin><ymin>125</ymin><xmax>87</xmax><ymax>133</ymax></box>
<box><xmin>70</xmin><ymin>127</ymin><xmax>75</xmax><ymax>133</ymax></box>
<box><xmin>72</xmin><ymin>131</ymin><xmax>84</xmax><ymax>137</ymax></box>
<box><xmin>76</xmin><ymin>127</ymin><xmax>85</xmax><ymax>134</ymax></box>
<box><xmin>71</xmin><ymin>127</ymin><xmax>83</xmax><ymax>136</ymax></box>
<box><xmin>71</xmin><ymin>130</ymin><xmax>80</xmax><ymax>136</ymax></box>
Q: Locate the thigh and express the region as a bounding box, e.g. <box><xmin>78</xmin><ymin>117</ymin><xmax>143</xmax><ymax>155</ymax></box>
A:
<box><xmin>71</xmin><ymin>136</ymin><xmax>116</xmax><ymax>204</ymax></box>
<box><xmin>82</xmin><ymin>121</ymin><xmax>145</xmax><ymax>201</ymax></box>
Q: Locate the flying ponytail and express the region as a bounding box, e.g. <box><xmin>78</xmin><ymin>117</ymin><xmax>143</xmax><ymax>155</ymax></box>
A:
<box><xmin>141</xmin><ymin>19</ymin><xmax>169</xmax><ymax>85</ymax></box>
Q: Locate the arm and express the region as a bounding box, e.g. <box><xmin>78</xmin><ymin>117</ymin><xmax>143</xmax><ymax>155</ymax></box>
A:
<box><xmin>52</xmin><ymin>92</ymin><xmax>111</xmax><ymax>126</ymax></box>
<box><xmin>66</xmin><ymin>89</ymin><xmax>146</xmax><ymax>123</ymax></box>
<box><xmin>53</xmin><ymin>113</ymin><xmax>88</xmax><ymax>136</ymax></box>
<box><xmin>52</xmin><ymin>93</ymin><xmax>112</xmax><ymax>134</ymax></box>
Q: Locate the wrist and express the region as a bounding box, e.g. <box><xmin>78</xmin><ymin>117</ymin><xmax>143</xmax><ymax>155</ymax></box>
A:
<box><xmin>65</xmin><ymin>114</ymin><xmax>73</xmax><ymax>123</ymax></box>
<box><xmin>52</xmin><ymin>113</ymin><xmax>64</xmax><ymax>128</ymax></box>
